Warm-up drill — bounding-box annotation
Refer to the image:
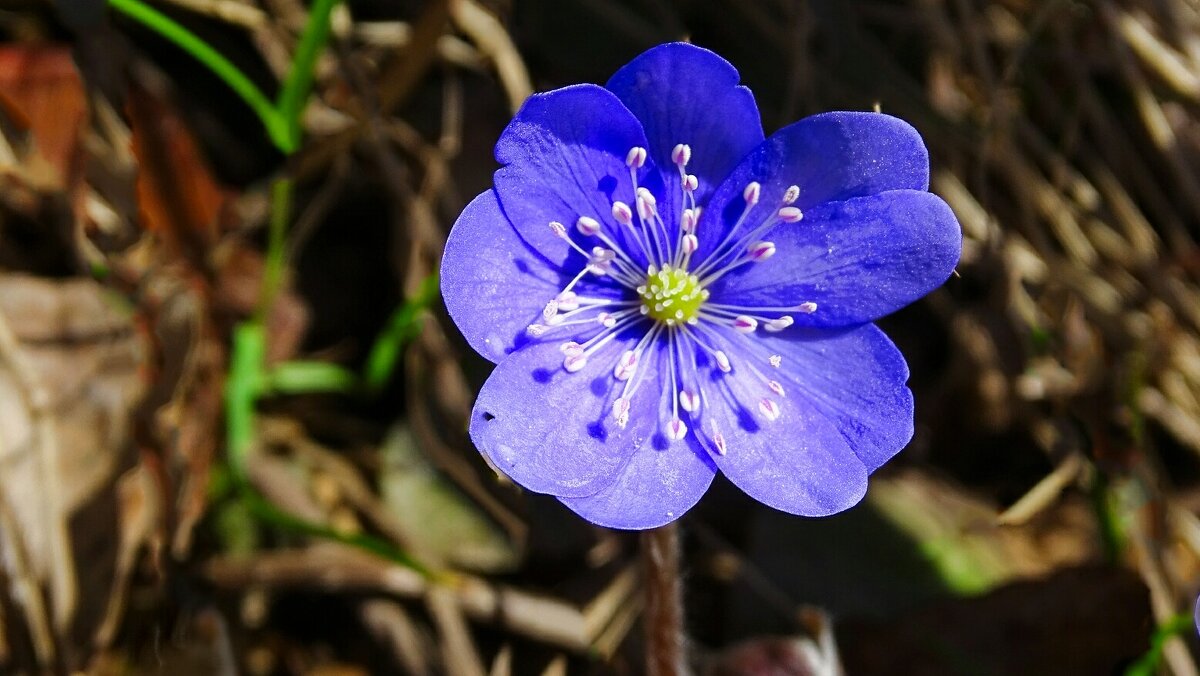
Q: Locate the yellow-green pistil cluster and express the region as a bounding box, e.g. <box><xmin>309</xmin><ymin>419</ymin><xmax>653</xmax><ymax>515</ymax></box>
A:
<box><xmin>638</xmin><ymin>264</ymin><xmax>709</xmax><ymax>325</ymax></box>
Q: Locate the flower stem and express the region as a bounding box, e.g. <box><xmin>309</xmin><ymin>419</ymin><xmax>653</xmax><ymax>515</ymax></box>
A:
<box><xmin>641</xmin><ymin>523</ymin><xmax>689</xmax><ymax>676</ymax></box>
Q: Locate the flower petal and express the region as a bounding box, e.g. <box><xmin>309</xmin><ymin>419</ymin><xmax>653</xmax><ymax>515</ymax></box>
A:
<box><xmin>559</xmin><ymin>428</ymin><xmax>716</xmax><ymax>530</ymax></box>
<box><xmin>606</xmin><ymin>42</ymin><xmax>764</xmax><ymax>208</ymax></box>
<box><xmin>443</xmin><ymin>191</ymin><xmax>562</xmax><ymax>363</ymax></box>
<box><xmin>493</xmin><ymin>84</ymin><xmax>658</xmax><ymax>268</ymax></box>
<box><xmin>469</xmin><ymin>333</ymin><xmax>661</xmax><ymax>498</ymax></box>
<box><xmin>757</xmin><ymin>324</ymin><xmax>914</xmax><ymax>473</ymax></box>
<box><xmin>694</xmin><ymin>111</ymin><xmax>931</xmax><ymax>266</ymax></box>
<box><xmin>684</xmin><ymin>338</ymin><xmax>869</xmax><ymax>516</ymax></box>
<box><xmin>707</xmin><ymin>189</ymin><xmax>961</xmax><ymax>327</ymax></box>
<box><xmin>558</xmin><ymin>340</ymin><xmax>718</xmax><ymax>528</ymax></box>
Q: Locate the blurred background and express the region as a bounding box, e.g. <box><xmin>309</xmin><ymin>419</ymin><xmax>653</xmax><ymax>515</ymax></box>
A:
<box><xmin>1</xmin><ymin>0</ymin><xmax>1199</xmax><ymax>673</ymax></box>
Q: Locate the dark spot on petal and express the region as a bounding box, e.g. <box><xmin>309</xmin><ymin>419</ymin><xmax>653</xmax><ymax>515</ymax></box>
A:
<box><xmin>589</xmin><ymin>377</ymin><xmax>607</xmax><ymax>396</ymax></box>
<box><xmin>514</xmin><ymin>257</ymin><xmax>531</xmax><ymax>274</ymax></box>
<box><xmin>736</xmin><ymin>406</ymin><xmax>760</xmax><ymax>433</ymax></box>
<box><xmin>587</xmin><ymin>421</ymin><xmax>607</xmax><ymax>440</ymax></box>
<box><xmin>598</xmin><ymin>174</ymin><xmax>618</xmax><ymax>198</ymax></box>
<box><xmin>651</xmin><ymin>432</ymin><xmax>669</xmax><ymax>451</ymax></box>
<box><xmin>481</xmin><ymin>411</ymin><xmax>496</xmax><ymax>422</ymax></box>
<box><xmin>532</xmin><ymin>368</ymin><xmax>553</xmax><ymax>383</ymax></box>
<box><xmin>721</xmin><ymin>192</ymin><xmax>746</xmax><ymax>228</ymax></box>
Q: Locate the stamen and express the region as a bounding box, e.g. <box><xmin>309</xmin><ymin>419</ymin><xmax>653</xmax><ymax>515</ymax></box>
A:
<box><xmin>612</xmin><ymin>201</ymin><xmax>634</xmax><ymax>226</ymax></box>
<box><xmin>778</xmin><ymin>206</ymin><xmax>804</xmax><ymax>223</ymax></box>
<box><xmin>614</xmin><ymin>350</ymin><xmax>638</xmax><ymax>381</ymax></box>
<box><xmin>743</xmin><ymin>181</ymin><xmax>761</xmax><ymax>206</ymax></box>
<box><xmin>732</xmin><ymin>315</ymin><xmax>758</xmax><ymax>333</ymax></box>
<box><xmin>665</xmin><ymin>329</ymin><xmax>687</xmax><ymax>443</ymax></box>
<box><xmin>747</xmin><ymin>241</ymin><xmax>776</xmax><ymax>262</ymax></box>
<box><xmin>769</xmin><ymin>355</ymin><xmax>782</xmax><ymax>368</ymax></box>
<box><xmin>758</xmin><ymin>398</ymin><xmax>781</xmax><ymax>422</ymax></box>
<box><xmin>636</xmin><ymin>187</ymin><xmax>657</xmax><ymax>221</ymax></box>
<box><xmin>764</xmin><ymin>316</ymin><xmax>793</xmax><ymax>332</ymax></box>
<box><xmin>679</xmin><ymin>389</ymin><xmax>700</xmax><ymax>412</ymax></box>
<box><xmin>666</xmin><ymin>418</ymin><xmax>688</xmax><ymax>441</ymax></box>
<box><xmin>618</xmin><ymin>325</ymin><xmax>664</xmax><ymax>406</ymax></box>
<box><xmin>556</xmin><ymin>290</ymin><xmax>579</xmax><ymax>311</ymax></box>
<box><xmin>576</xmin><ymin>216</ymin><xmax>601</xmax><ymax>236</ymax></box>
<box><xmin>680</xmin><ymin>323</ymin><xmax>732</xmax><ymax>372</ymax></box>
<box><xmin>693</xmin><ymin>183</ymin><xmax>778</xmax><ymax>278</ymax></box>
<box><xmin>682</xmin><ymin>234</ymin><xmax>698</xmax><ymax>255</ymax></box>
<box><xmin>711</xmin><ymin>420</ymin><xmax>728</xmax><ymax>455</ymax></box>
<box><xmin>683</xmin><ymin>174</ymin><xmax>698</xmax><ymax>193</ymax></box>
<box><xmin>799</xmin><ymin>301</ymin><xmax>818</xmax><ymax>314</ymax></box>
<box><xmin>671</xmin><ymin>143</ymin><xmax>692</xmax><ymax>167</ymax></box>
<box><xmin>564</xmin><ymin>353</ymin><xmax>588</xmax><ymax>372</ymax></box>
<box><xmin>681</xmin><ymin>209</ymin><xmax>697</xmax><ymax>233</ymax></box>
<box><xmin>612</xmin><ymin>397</ymin><xmax>631</xmax><ymax>428</ymax></box>
<box><xmin>550</xmin><ymin>221</ymin><xmax>619</xmax><ymax>280</ymax></box>
<box><xmin>626</xmin><ymin>146</ymin><xmax>647</xmax><ymax>169</ymax></box>
<box><xmin>783</xmin><ymin>185</ymin><xmax>801</xmax><ymax>204</ymax></box>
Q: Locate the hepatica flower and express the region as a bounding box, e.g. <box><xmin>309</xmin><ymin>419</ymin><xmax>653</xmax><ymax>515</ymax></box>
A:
<box><xmin>442</xmin><ymin>43</ymin><xmax>961</xmax><ymax>529</ymax></box>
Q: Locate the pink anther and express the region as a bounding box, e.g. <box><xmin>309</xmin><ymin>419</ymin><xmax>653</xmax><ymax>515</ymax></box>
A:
<box><xmin>758</xmin><ymin>398</ymin><xmax>781</xmax><ymax>421</ymax></box>
<box><xmin>680</xmin><ymin>208</ymin><xmax>697</xmax><ymax>233</ymax></box>
<box><xmin>671</xmin><ymin>143</ymin><xmax>692</xmax><ymax>167</ymax></box>
<box><xmin>778</xmin><ymin>206</ymin><xmax>804</xmax><ymax>223</ymax></box>
<box><xmin>614</xmin><ymin>350</ymin><xmax>638</xmax><ymax>381</ymax></box>
<box><xmin>666</xmin><ymin>418</ymin><xmax>688</xmax><ymax>441</ymax></box>
<box><xmin>576</xmin><ymin>215</ymin><xmax>601</xmax><ymax>236</ymax></box>
<box><xmin>682</xmin><ymin>234</ymin><xmax>699</xmax><ymax>255</ymax></box>
<box><xmin>733</xmin><ymin>315</ymin><xmax>758</xmax><ymax>333</ymax></box>
<box><xmin>747</xmin><ymin>241</ymin><xmax>776</xmax><ymax>262</ymax></box>
<box><xmin>679</xmin><ymin>389</ymin><xmax>700</xmax><ymax>413</ymax></box>
<box><xmin>626</xmin><ymin>146</ymin><xmax>647</xmax><ymax>169</ymax></box>
<box><xmin>743</xmin><ymin>181</ymin><xmax>761</xmax><ymax>205</ymax></box>
<box><xmin>564</xmin><ymin>353</ymin><xmax>588</xmax><ymax>373</ymax></box>
<box><xmin>612</xmin><ymin>201</ymin><xmax>634</xmax><ymax>226</ymax></box>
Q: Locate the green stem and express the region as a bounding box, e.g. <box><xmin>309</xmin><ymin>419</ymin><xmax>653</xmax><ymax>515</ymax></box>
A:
<box><xmin>107</xmin><ymin>0</ymin><xmax>292</xmax><ymax>153</ymax></box>
<box><xmin>225</xmin><ymin>322</ymin><xmax>266</xmax><ymax>484</ymax></box>
<box><xmin>258</xmin><ymin>177</ymin><xmax>294</xmax><ymax>322</ymax></box>
<box><xmin>276</xmin><ymin>0</ymin><xmax>342</xmax><ymax>149</ymax></box>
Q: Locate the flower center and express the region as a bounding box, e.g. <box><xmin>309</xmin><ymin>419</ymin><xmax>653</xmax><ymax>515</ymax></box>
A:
<box><xmin>524</xmin><ymin>142</ymin><xmax>821</xmax><ymax>452</ymax></box>
<box><xmin>638</xmin><ymin>265</ymin><xmax>708</xmax><ymax>325</ymax></box>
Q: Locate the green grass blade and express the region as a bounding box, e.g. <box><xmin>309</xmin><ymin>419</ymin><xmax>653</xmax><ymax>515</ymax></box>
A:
<box><xmin>107</xmin><ymin>0</ymin><xmax>292</xmax><ymax>153</ymax></box>
<box><xmin>275</xmin><ymin>0</ymin><xmax>342</xmax><ymax>149</ymax></box>
<box><xmin>364</xmin><ymin>273</ymin><xmax>439</xmax><ymax>392</ymax></box>
<box><xmin>1124</xmin><ymin>612</ymin><xmax>1192</xmax><ymax>676</ymax></box>
<box><xmin>267</xmin><ymin>360</ymin><xmax>359</xmax><ymax>394</ymax></box>
<box><xmin>225</xmin><ymin>322</ymin><xmax>266</xmax><ymax>484</ymax></box>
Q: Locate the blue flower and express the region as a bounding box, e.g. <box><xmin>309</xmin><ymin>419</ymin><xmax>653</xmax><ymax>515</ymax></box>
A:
<box><xmin>441</xmin><ymin>43</ymin><xmax>961</xmax><ymax>529</ymax></box>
